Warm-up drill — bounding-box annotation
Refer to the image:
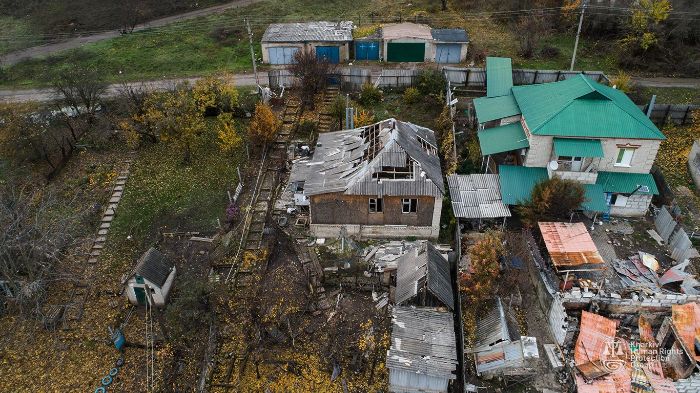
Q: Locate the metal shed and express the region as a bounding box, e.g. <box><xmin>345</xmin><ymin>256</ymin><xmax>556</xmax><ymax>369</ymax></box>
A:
<box><xmin>431</xmin><ymin>29</ymin><xmax>469</xmax><ymax>64</ymax></box>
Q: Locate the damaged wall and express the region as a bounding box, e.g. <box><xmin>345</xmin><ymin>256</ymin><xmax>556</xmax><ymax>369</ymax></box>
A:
<box><xmin>310</xmin><ymin>193</ymin><xmax>435</xmax><ymax>227</ymax></box>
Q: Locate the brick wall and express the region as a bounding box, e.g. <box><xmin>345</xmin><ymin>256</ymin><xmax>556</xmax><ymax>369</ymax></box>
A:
<box><xmin>310</xmin><ymin>193</ymin><xmax>435</xmax><ymax>227</ymax></box>
<box><xmin>609</xmin><ymin>194</ymin><xmax>652</xmax><ymax>217</ymax></box>
<box><xmin>560</xmin><ymin>288</ymin><xmax>700</xmax><ymax>313</ymax></box>
<box><xmin>598</xmin><ymin>138</ymin><xmax>661</xmax><ymax>174</ymax></box>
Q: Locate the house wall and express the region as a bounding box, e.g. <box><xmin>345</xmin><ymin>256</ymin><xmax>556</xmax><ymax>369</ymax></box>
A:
<box><xmin>261</xmin><ymin>41</ymin><xmax>350</xmax><ymax>63</ymax></box>
<box><xmin>608</xmin><ymin>193</ymin><xmax>652</xmax><ymax>217</ymax></box>
<box><xmin>523</xmin><ymin>134</ymin><xmax>553</xmax><ymax>168</ymax></box>
<box><xmin>598</xmin><ymin>138</ymin><xmax>661</xmax><ymax>174</ymax></box>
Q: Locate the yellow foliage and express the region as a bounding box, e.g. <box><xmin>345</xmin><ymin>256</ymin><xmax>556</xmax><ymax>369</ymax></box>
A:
<box><xmin>353</xmin><ymin>109</ymin><xmax>375</xmax><ymax>127</ymax></box>
<box><xmin>248</xmin><ymin>102</ymin><xmax>280</xmax><ymax>145</ymax></box>
<box><xmin>352</xmin><ymin>24</ymin><xmax>381</xmax><ymax>39</ymax></box>
<box><xmin>216</xmin><ymin>113</ymin><xmax>242</xmax><ymax>153</ymax></box>
<box><xmin>192</xmin><ymin>74</ymin><xmax>239</xmax><ymax>114</ymax></box>
<box><xmin>610</xmin><ymin>71</ymin><xmax>635</xmax><ymax>93</ymax></box>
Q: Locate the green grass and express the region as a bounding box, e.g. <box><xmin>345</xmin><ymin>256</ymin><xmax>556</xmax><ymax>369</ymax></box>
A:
<box><xmin>0</xmin><ymin>17</ymin><xmax>38</xmax><ymax>55</ymax></box>
<box><xmin>637</xmin><ymin>87</ymin><xmax>700</xmax><ymax>105</ymax></box>
<box><xmin>513</xmin><ymin>33</ymin><xmax>618</xmax><ymax>74</ymax></box>
<box><xmin>360</xmin><ymin>92</ymin><xmax>443</xmax><ymax>129</ymax></box>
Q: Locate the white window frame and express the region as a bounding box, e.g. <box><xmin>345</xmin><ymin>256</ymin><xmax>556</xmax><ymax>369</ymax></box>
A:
<box><xmin>615</xmin><ymin>148</ymin><xmax>635</xmax><ymax>167</ymax></box>
<box><xmin>401</xmin><ymin>198</ymin><xmax>417</xmax><ymax>214</ymax></box>
<box><xmin>368</xmin><ymin>198</ymin><xmax>383</xmax><ymax>213</ymax></box>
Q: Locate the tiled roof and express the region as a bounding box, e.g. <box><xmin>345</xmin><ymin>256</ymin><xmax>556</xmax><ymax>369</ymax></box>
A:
<box><xmin>512</xmin><ymin>74</ymin><xmax>665</xmax><ymax>140</ymax></box>
<box><xmin>473</xmin><ymin>93</ymin><xmax>521</xmax><ymax>123</ymax></box>
<box><xmin>477</xmin><ymin>122</ymin><xmax>529</xmax><ymax>156</ymax></box>
<box><xmin>486</xmin><ymin>57</ymin><xmax>513</xmax><ymax>98</ymax></box>
<box><xmin>262</xmin><ymin>21</ymin><xmax>353</xmax><ymax>42</ymax></box>
<box><xmin>538</xmin><ymin>222</ymin><xmax>604</xmax><ymax>267</ymax></box>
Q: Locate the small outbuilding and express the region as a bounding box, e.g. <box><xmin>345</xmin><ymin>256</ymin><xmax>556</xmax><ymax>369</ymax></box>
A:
<box><xmin>261</xmin><ymin>21</ymin><xmax>353</xmax><ymax>64</ymax></box>
<box><xmin>125</xmin><ymin>248</ymin><xmax>176</xmax><ymax>307</ymax></box>
<box><xmin>395</xmin><ymin>241</ymin><xmax>454</xmax><ymax>310</ymax></box>
<box><xmin>382</xmin><ymin>23</ymin><xmax>434</xmax><ymax>62</ymax></box>
<box><xmin>353</xmin><ymin>25</ymin><xmax>382</xmax><ymax>61</ymax></box>
<box><xmin>431</xmin><ymin>28</ymin><xmax>469</xmax><ymax>64</ymax></box>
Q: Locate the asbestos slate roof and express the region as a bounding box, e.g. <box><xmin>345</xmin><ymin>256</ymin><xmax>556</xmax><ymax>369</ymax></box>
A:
<box><xmin>512</xmin><ymin>74</ymin><xmax>665</xmax><ymax>140</ymax></box>
<box><xmin>134</xmin><ymin>247</ymin><xmax>175</xmax><ymax>288</ymax></box>
<box><xmin>387</xmin><ymin>306</ymin><xmax>457</xmax><ymax>379</ymax></box>
<box><xmin>447</xmin><ymin>174</ymin><xmax>511</xmax><ymax>219</ymax></box>
<box><xmin>262</xmin><ymin>21</ymin><xmax>353</xmax><ymax>42</ymax></box>
<box><xmin>474</xmin><ymin>298</ymin><xmax>520</xmax><ymax>351</ymax></box>
<box><xmin>292</xmin><ymin>118</ymin><xmax>444</xmax><ymax>197</ymax></box>
<box><xmin>431</xmin><ymin>28</ymin><xmax>469</xmax><ymax>43</ymax></box>
<box><xmin>395</xmin><ymin>242</ymin><xmax>454</xmax><ymax>310</ymax></box>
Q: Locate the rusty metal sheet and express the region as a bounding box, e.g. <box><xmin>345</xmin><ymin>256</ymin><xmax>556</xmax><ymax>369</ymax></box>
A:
<box><xmin>574</xmin><ymin>311</ymin><xmax>618</xmax><ymax>366</ymax></box>
<box><xmin>538</xmin><ymin>222</ymin><xmax>604</xmax><ymax>267</ymax></box>
<box><xmin>672</xmin><ymin>303</ymin><xmax>700</xmax><ymax>361</ymax></box>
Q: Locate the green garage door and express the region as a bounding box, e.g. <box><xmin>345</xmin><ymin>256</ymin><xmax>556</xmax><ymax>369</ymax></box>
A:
<box><xmin>387</xmin><ymin>42</ymin><xmax>425</xmax><ymax>62</ymax></box>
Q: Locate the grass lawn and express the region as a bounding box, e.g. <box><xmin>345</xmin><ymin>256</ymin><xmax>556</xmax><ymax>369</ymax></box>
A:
<box><xmin>513</xmin><ymin>33</ymin><xmax>619</xmax><ymax>74</ymax></box>
<box><xmin>636</xmin><ymin>87</ymin><xmax>700</xmax><ymax>105</ymax></box>
<box><xmin>360</xmin><ymin>91</ymin><xmax>443</xmax><ymax>129</ymax></box>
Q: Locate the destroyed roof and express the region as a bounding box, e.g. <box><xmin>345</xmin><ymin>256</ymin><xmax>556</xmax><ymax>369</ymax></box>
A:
<box><xmin>395</xmin><ymin>242</ymin><xmax>454</xmax><ymax>310</ymax></box>
<box><xmin>538</xmin><ymin>222</ymin><xmax>604</xmax><ymax>268</ymax></box>
<box><xmin>672</xmin><ymin>303</ymin><xmax>700</xmax><ymax>362</ymax></box>
<box><xmin>387</xmin><ymin>306</ymin><xmax>457</xmax><ymax>379</ymax></box>
<box><xmin>294</xmin><ymin>119</ymin><xmax>444</xmax><ymax>197</ymax></box>
<box><xmin>474</xmin><ymin>298</ymin><xmax>520</xmax><ymax>350</ymax></box>
<box><xmin>447</xmin><ymin>174</ymin><xmax>511</xmax><ymax>219</ymax></box>
<box><xmin>133</xmin><ymin>247</ymin><xmax>175</xmax><ymax>288</ymax></box>
<box><xmin>574</xmin><ymin>311</ymin><xmax>618</xmax><ymax>366</ymax></box>
<box><xmin>262</xmin><ymin>21</ymin><xmax>354</xmax><ymax>42</ymax></box>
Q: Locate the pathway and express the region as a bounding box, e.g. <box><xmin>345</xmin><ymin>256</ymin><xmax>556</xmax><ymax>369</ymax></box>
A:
<box><xmin>0</xmin><ymin>0</ymin><xmax>264</xmax><ymax>66</ymax></box>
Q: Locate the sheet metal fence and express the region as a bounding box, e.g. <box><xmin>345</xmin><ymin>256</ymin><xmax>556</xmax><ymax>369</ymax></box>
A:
<box><xmin>442</xmin><ymin>66</ymin><xmax>610</xmax><ymax>88</ymax></box>
<box><xmin>638</xmin><ymin>104</ymin><xmax>699</xmax><ymax>127</ymax></box>
<box><xmin>268</xmin><ymin>67</ymin><xmax>373</xmax><ymax>90</ymax></box>
<box><xmin>654</xmin><ymin>205</ymin><xmax>698</xmax><ymax>263</ymax></box>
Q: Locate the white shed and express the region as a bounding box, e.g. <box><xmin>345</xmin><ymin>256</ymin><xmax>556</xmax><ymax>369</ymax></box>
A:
<box><xmin>125</xmin><ymin>248</ymin><xmax>176</xmax><ymax>307</ymax></box>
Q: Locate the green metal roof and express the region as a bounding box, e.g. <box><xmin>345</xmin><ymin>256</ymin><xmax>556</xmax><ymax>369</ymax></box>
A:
<box><xmin>511</xmin><ymin>74</ymin><xmax>665</xmax><ymax>140</ymax></box>
<box><xmin>582</xmin><ymin>184</ymin><xmax>608</xmax><ymax>212</ymax></box>
<box><xmin>478</xmin><ymin>122</ymin><xmax>529</xmax><ymax>156</ymax></box>
<box><xmin>553</xmin><ymin>138</ymin><xmax>604</xmax><ymax>158</ymax></box>
<box><xmin>473</xmin><ymin>94</ymin><xmax>521</xmax><ymax>123</ymax></box>
<box><xmin>498</xmin><ymin>165</ymin><xmax>548</xmax><ymax>205</ymax></box>
<box><xmin>486</xmin><ymin>57</ymin><xmax>513</xmax><ymax>98</ymax></box>
<box><xmin>596</xmin><ymin>171</ymin><xmax>659</xmax><ymax>195</ymax></box>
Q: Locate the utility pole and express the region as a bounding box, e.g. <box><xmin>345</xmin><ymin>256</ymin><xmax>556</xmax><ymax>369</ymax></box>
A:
<box><xmin>245</xmin><ymin>18</ymin><xmax>259</xmax><ymax>85</ymax></box>
<box><xmin>570</xmin><ymin>0</ymin><xmax>587</xmax><ymax>71</ymax></box>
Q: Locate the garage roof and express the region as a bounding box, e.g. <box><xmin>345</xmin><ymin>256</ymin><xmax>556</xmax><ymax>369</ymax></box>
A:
<box><xmin>382</xmin><ymin>22</ymin><xmax>433</xmax><ymax>41</ymax></box>
<box><xmin>431</xmin><ymin>28</ymin><xmax>469</xmax><ymax>43</ymax></box>
<box><xmin>262</xmin><ymin>21</ymin><xmax>353</xmax><ymax>42</ymax></box>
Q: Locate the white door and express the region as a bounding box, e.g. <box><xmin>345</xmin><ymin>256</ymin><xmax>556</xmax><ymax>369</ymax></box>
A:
<box><xmin>571</xmin><ymin>156</ymin><xmax>583</xmax><ymax>172</ymax></box>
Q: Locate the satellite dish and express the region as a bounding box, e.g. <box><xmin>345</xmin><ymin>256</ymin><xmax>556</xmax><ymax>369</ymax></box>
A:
<box><xmin>548</xmin><ymin>160</ymin><xmax>559</xmax><ymax>171</ymax></box>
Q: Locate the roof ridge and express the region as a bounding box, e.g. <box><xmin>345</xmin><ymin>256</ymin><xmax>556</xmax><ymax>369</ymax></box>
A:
<box><xmin>593</xmin><ymin>83</ymin><xmax>665</xmax><ymax>140</ymax></box>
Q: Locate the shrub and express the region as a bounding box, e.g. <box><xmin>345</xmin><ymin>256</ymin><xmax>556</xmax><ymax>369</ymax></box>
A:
<box><xmin>359</xmin><ymin>83</ymin><xmax>382</xmax><ymax>106</ymax></box>
<box><xmin>209</xmin><ymin>27</ymin><xmax>244</xmax><ymax>46</ymax></box>
<box><xmin>416</xmin><ymin>69</ymin><xmax>446</xmax><ymax>97</ymax></box>
<box><xmin>539</xmin><ymin>45</ymin><xmax>561</xmax><ymax>59</ymax></box>
<box><xmin>298</xmin><ymin>119</ymin><xmax>317</xmax><ymax>138</ymax></box>
<box><xmin>610</xmin><ymin>71</ymin><xmax>635</xmax><ymax>93</ymax></box>
<box><xmin>459</xmin><ymin>230</ymin><xmax>504</xmax><ymax>302</ymax></box>
<box><xmin>403</xmin><ymin>87</ymin><xmax>420</xmax><ymax>104</ymax></box>
<box><xmin>353</xmin><ymin>109</ymin><xmax>376</xmax><ymax>127</ymax></box>
<box><xmin>516</xmin><ymin>177</ymin><xmax>586</xmax><ymax>227</ymax></box>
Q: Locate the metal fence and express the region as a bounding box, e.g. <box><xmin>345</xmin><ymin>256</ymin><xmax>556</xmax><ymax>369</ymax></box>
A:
<box><xmin>442</xmin><ymin>66</ymin><xmax>610</xmax><ymax>88</ymax></box>
<box><xmin>654</xmin><ymin>205</ymin><xmax>698</xmax><ymax>263</ymax></box>
<box><xmin>268</xmin><ymin>67</ymin><xmax>373</xmax><ymax>90</ymax></box>
<box><xmin>637</xmin><ymin>103</ymin><xmax>699</xmax><ymax>127</ymax></box>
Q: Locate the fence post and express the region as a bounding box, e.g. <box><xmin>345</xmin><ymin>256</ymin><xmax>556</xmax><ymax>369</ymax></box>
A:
<box><xmin>682</xmin><ymin>106</ymin><xmax>691</xmax><ymax>125</ymax></box>
<box><xmin>465</xmin><ymin>69</ymin><xmax>471</xmax><ymax>87</ymax></box>
<box><xmin>533</xmin><ymin>70</ymin><xmax>539</xmax><ymax>84</ymax></box>
<box><xmin>555</xmin><ymin>70</ymin><xmax>561</xmax><ymax>82</ymax></box>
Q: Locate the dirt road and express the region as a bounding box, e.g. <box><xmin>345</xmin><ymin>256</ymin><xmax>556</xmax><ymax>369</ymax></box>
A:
<box><xmin>0</xmin><ymin>0</ymin><xmax>264</xmax><ymax>66</ymax></box>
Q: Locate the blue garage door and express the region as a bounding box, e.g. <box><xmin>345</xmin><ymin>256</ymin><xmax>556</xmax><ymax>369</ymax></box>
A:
<box><xmin>268</xmin><ymin>47</ymin><xmax>299</xmax><ymax>65</ymax></box>
<box><xmin>355</xmin><ymin>41</ymin><xmax>380</xmax><ymax>61</ymax></box>
<box><xmin>435</xmin><ymin>44</ymin><xmax>462</xmax><ymax>64</ymax></box>
<box><xmin>315</xmin><ymin>46</ymin><xmax>340</xmax><ymax>64</ymax></box>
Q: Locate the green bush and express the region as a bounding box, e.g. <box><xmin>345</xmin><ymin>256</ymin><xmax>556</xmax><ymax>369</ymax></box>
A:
<box><xmin>416</xmin><ymin>69</ymin><xmax>447</xmax><ymax>97</ymax></box>
<box><xmin>298</xmin><ymin>119</ymin><xmax>317</xmax><ymax>138</ymax></box>
<box><xmin>403</xmin><ymin>87</ymin><xmax>420</xmax><ymax>104</ymax></box>
<box><xmin>359</xmin><ymin>83</ymin><xmax>382</xmax><ymax>106</ymax></box>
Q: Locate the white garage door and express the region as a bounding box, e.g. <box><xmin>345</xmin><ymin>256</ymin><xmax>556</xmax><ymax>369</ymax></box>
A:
<box><xmin>268</xmin><ymin>47</ymin><xmax>299</xmax><ymax>65</ymax></box>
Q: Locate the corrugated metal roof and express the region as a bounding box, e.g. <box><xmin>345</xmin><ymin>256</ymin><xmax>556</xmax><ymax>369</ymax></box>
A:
<box><xmin>574</xmin><ymin>311</ymin><xmax>618</xmax><ymax>366</ymax></box>
<box><xmin>596</xmin><ymin>171</ymin><xmax>659</xmax><ymax>195</ymax></box>
<box><xmin>262</xmin><ymin>21</ymin><xmax>353</xmax><ymax>42</ymax></box>
<box><xmin>387</xmin><ymin>306</ymin><xmax>457</xmax><ymax>378</ymax></box>
<box><xmin>293</xmin><ymin>119</ymin><xmax>444</xmax><ymax>197</ymax></box>
<box><xmin>473</xmin><ymin>93</ymin><xmax>521</xmax><ymax>123</ymax></box>
<box><xmin>582</xmin><ymin>184</ymin><xmax>608</xmax><ymax>212</ymax></box>
<box><xmin>395</xmin><ymin>242</ymin><xmax>454</xmax><ymax>310</ymax></box>
<box><xmin>672</xmin><ymin>303</ymin><xmax>700</xmax><ymax>362</ymax></box>
<box><xmin>553</xmin><ymin>138</ymin><xmax>604</xmax><ymax>158</ymax></box>
<box><xmin>475</xmin><ymin>341</ymin><xmax>525</xmax><ymax>374</ymax></box>
<box><xmin>382</xmin><ymin>22</ymin><xmax>433</xmax><ymax>41</ymax></box>
<box><xmin>474</xmin><ymin>298</ymin><xmax>520</xmax><ymax>350</ymax></box>
<box><xmin>477</xmin><ymin>121</ymin><xmax>529</xmax><ymax>156</ymax></box>
<box><xmin>486</xmin><ymin>57</ymin><xmax>513</xmax><ymax>98</ymax></box>
<box><xmin>498</xmin><ymin>165</ymin><xmax>548</xmax><ymax>205</ymax></box>
<box><xmin>431</xmin><ymin>28</ymin><xmax>469</xmax><ymax>43</ymax></box>
<box><xmin>512</xmin><ymin>74</ymin><xmax>665</xmax><ymax>140</ymax></box>
<box><xmin>446</xmin><ymin>174</ymin><xmax>511</xmax><ymax>219</ymax></box>
<box><xmin>134</xmin><ymin>247</ymin><xmax>174</xmax><ymax>287</ymax></box>
<box><xmin>538</xmin><ymin>222</ymin><xmax>604</xmax><ymax>267</ymax></box>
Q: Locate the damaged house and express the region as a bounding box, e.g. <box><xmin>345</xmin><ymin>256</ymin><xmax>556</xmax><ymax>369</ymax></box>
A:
<box><xmin>394</xmin><ymin>241</ymin><xmax>454</xmax><ymax>310</ymax></box>
<box><xmin>474</xmin><ymin>57</ymin><xmax>664</xmax><ymax>217</ymax></box>
<box><xmin>290</xmin><ymin>119</ymin><xmax>444</xmax><ymax>239</ymax></box>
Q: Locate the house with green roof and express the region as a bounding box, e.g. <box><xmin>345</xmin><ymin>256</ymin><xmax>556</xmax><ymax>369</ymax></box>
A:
<box><xmin>473</xmin><ymin>58</ymin><xmax>665</xmax><ymax>217</ymax></box>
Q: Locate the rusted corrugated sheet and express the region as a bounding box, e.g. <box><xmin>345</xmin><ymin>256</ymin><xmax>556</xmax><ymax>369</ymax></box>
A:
<box><xmin>576</xmin><ymin>367</ymin><xmax>631</xmax><ymax>393</ymax></box>
<box><xmin>574</xmin><ymin>311</ymin><xmax>618</xmax><ymax>366</ymax></box>
<box><xmin>672</xmin><ymin>303</ymin><xmax>700</xmax><ymax>361</ymax></box>
<box><xmin>538</xmin><ymin>222</ymin><xmax>604</xmax><ymax>267</ymax></box>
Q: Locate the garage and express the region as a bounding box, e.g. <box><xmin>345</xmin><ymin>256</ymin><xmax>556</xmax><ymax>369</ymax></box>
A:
<box><xmin>386</xmin><ymin>42</ymin><xmax>425</xmax><ymax>62</ymax></box>
<box><xmin>315</xmin><ymin>46</ymin><xmax>340</xmax><ymax>64</ymax></box>
<box><xmin>435</xmin><ymin>43</ymin><xmax>462</xmax><ymax>64</ymax></box>
<box><xmin>268</xmin><ymin>47</ymin><xmax>299</xmax><ymax>65</ymax></box>
<box><xmin>355</xmin><ymin>41</ymin><xmax>380</xmax><ymax>61</ymax></box>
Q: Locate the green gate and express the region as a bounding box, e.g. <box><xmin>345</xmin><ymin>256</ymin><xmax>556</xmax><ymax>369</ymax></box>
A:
<box><xmin>387</xmin><ymin>42</ymin><xmax>425</xmax><ymax>62</ymax></box>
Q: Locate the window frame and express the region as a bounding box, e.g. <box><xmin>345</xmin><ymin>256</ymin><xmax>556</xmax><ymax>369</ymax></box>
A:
<box><xmin>614</xmin><ymin>148</ymin><xmax>635</xmax><ymax>167</ymax></box>
<box><xmin>368</xmin><ymin>197</ymin><xmax>383</xmax><ymax>213</ymax></box>
<box><xmin>401</xmin><ymin>198</ymin><xmax>417</xmax><ymax>214</ymax></box>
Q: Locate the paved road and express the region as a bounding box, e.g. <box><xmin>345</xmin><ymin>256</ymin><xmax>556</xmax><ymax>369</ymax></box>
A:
<box><xmin>0</xmin><ymin>74</ymin><xmax>260</xmax><ymax>103</ymax></box>
<box><xmin>0</xmin><ymin>0</ymin><xmax>263</xmax><ymax>66</ymax></box>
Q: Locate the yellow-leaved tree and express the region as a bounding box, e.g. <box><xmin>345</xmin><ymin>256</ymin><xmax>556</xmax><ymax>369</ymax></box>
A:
<box><xmin>625</xmin><ymin>0</ymin><xmax>672</xmax><ymax>51</ymax></box>
<box><xmin>216</xmin><ymin>113</ymin><xmax>242</xmax><ymax>153</ymax></box>
<box><xmin>248</xmin><ymin>102</ymin><xmax>280</xmax><ymax>147</ymax></box>
<box><xmin>353</xmin><ymin>108</ymin><xmax>376</xmax><ymax>127</ymax></box>
<box><xmin>192</xmin><ymin>74</ymin><xmax>239</xmax><ymax>114</ymax></box>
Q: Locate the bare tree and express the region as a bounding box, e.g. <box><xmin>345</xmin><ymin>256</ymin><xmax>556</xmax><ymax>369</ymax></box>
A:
<box><xmin>287</xmin><ymin>49</ymin><xmax>336</xmax><ymax>108</ymax></box>
<box><xmin>516</xmin><ymin>11</ymin><xmax>551</xmax><ymax>58</ymax></box>
<box><xmin>52</xmin><ymin>65</ymin><xmax>107</xmax><ymax>119</ymax></box>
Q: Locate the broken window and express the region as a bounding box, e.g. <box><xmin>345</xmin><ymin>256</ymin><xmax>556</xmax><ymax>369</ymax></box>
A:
<box><xmin>369</xmin><ymin>198</ymin><xmax>383</xmax><ymax>213</ymax></box>
<box><xmin>402</xmin><ymin>198</ymin><xmax>417</xmax><ymax>213</ymax></box>
<box><xmin>372</xmin><ymin>158</ymin><xmax>415</xmax><ymax>180</ymax></box>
